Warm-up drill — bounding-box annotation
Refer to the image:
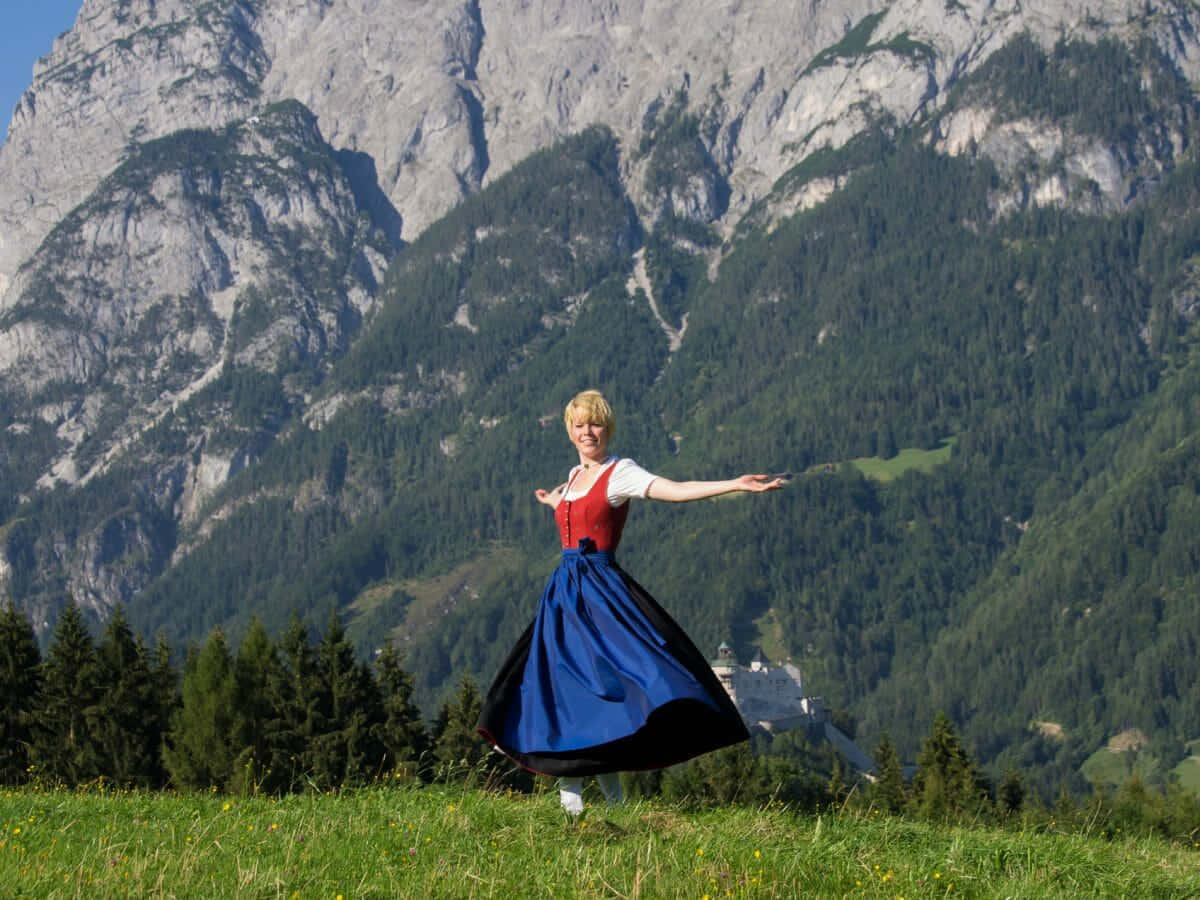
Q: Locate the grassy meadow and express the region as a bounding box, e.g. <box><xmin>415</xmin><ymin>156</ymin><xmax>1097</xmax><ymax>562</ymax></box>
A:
<box><xmin>1</xmin><ymin>782</ymin><xmax>1197</xmax><ymax>898</ymax></box>
<box><xmin>845</xmin><ymin>440</ymin><xmax>957</xmax><ymax>483</ymax></box>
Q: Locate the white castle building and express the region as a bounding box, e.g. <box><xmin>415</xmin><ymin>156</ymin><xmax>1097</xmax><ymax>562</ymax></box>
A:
<box><xmin>710</xmin><ymin>641</ymin><xmax>828</xmax><ymax>728</ymax></box>
<box><xmin>710</xmin><ymin>641</ymin><xmax>875</xmax><ymax>774</ymax></box>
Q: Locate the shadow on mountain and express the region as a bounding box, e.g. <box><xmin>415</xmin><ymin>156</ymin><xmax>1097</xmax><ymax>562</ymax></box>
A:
<box><xmin>335</xmin><ymin>149</ymin><xmax>405</xmax><ymax>251</ymax></box>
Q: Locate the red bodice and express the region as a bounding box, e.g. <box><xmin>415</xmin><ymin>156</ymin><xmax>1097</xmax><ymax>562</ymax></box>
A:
<box><xmin>554</xmin><ymin>461</ymin><xmax>630</xmax><ymax>552</ymax></box>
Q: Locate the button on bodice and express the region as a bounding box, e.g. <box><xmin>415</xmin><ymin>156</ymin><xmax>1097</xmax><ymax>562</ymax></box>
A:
<box><xmin>554</xmin><ymin>461</ymin><xmax>630</xmax><ymax>552</ymax></box>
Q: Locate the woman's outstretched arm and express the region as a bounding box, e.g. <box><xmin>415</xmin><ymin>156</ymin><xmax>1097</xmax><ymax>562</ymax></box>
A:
<box><xmin>645</xmin><ymin>473</ymin><xmax>785</xmax><ymax>503</ymax></box>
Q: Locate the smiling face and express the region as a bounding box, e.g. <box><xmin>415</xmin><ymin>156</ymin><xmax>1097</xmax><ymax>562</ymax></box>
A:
<box><xmin>569</xmin><ymin>416</ymin><xmax>609</xmax><ymax>463</ymax></box>
<box><xmin>563</xmin><ymin>390</ymin><xmax>616</xmax><ymax>465</ymax></box>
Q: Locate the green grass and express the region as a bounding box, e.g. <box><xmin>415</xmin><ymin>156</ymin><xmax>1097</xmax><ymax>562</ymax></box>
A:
<box><xmin>748</xmin><ymin>606</ymin><xmax>791</xmax><ymax>666</ymax></box>
<box><xmin>1173</xmin><ymin>757</ymin><xmax>1200</xmax><ymax>794</ymax></box>
<box><xmin>845</xmin><ymin>438</ymin><xmax>956</xmax><ymax>482</ymax></box>
<box><xmin>2</xmin><ymin>784</ymin><xmax>1197</xmax><ymax>898</ymax></box>
<box><xmin>1082</xmin><ymin>748</ymin><xmax>1138</xmax><ymax>791</ymax></box>
<box><xmin>1082</xmin><ymin>747</ymin><xmax>1164</xmax><ymax>792</ymax></box>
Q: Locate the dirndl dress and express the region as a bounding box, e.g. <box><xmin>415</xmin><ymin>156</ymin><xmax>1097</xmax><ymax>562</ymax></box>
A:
<box><xmin>477</xmin><ymin>460</ymin><xmax>750</xmax><ymax>776</ymax></box>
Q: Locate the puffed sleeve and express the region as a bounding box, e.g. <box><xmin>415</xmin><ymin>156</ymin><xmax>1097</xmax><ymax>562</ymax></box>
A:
<box><xmin>607</xmin><ymin>458</ymin><xmax>658</xmax><ymax>505</ymax></box>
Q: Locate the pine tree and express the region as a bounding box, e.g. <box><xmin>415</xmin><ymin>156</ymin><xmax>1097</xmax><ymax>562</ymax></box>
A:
<box><xmin>660</xmin><ymin>743</ymin><xmax>772</xmax><ymax>807</ymax></box>
<box><xmin>428</xmin><ymin>704</ymin><xmax>450</xmax><ymax>762</ymax></box>
<box><xmin>881</xmin><ymin>422</ymin><xmax>898</xmax><ymax>459</ymax></box>
<box><xmin>30</xmin><ymin>603</ymin><xmax>102</xmax><ymax>785</ymax></box>
<box><xmin>0</xmin><ymin>602</ymin><xmax>41</xmax><ymax>784</ymax></box>
<box><xmin>375</xmin><ymin>643</ymin><xmax>429</xmax><ymax>781</ymax></box>
<box><xmin>163</xmin><ymin>629</ymin><xmax>240</xmax><ymax>791</ymax></box>
<box><xmin>431</xmin><ymin>676</ymin><xmax>488</xmax><ymax>782</ymax></box>
<box><xmin>265</xmin><ymin>616</ymin><xmax>322</xmax><ymax>792</ymax></box>
<box><xmin>870</xmin><ymin>732</ymin><xmax>907</xmax><ymax>814</ymax></box>
<box><xmin>150</xmin><ymin>633</ymin><xmax>179</xmax><ymax>762</ymax></box>
<box><xmin>659</xmin><ymin>757</ymin><xmax>705</xmax><ymax>805</ymax></box>
<box><xmin>230</xmin><ymin>618</ymin><xmax>279</xmax><ymax>794</ymax></box>
<box><xmin>827</xmin><ymin>757</ymin><xmax>848</xmax><ymax>807</ymax></box>
<box><xmin>92</xmin><ymin>607</ymin><xmax>166</xmax><ymax>787</ymax></box>
<box><xmin>623</xmin><ymin>768</ymin><xmax>664</xmax><ymax>801</ymax></box>
<box><xmin>309</xmin><ymin>611</ymin><xmax>386</xmax><ymax>789</ymax></box>
<box><xmin>1054</xmin><ymin>780</ymin><xmax>1079</xmax><ymax>824</ymax></box>
<box><xmin>911</xmin><ymin>711</ymin><xmax>990</xmax><ymax>822</ymax></box>
<box><xmin>999</xmin><ymin>769</ymin><xmax>1025</xmax><ymax>816</ymax></box>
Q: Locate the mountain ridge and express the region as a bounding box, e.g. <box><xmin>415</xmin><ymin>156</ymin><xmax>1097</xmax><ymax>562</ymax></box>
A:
<box><xmin>2</xmin><ymin>0</ymin><xmax>1200</xmax><ymax>792</ymax></box>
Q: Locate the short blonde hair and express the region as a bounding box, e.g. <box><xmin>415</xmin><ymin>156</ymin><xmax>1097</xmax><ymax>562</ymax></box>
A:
<box><xmin>563</xmin><ymin>389</ymin><xmax>616</xmax><ymax>437</ymax></box>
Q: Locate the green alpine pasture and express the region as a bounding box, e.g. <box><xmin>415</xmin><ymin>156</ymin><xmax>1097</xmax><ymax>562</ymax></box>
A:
<box><xmin>1</xmin><ymin>784</ymin><xmax>1196</xmax><ymax>898</ymax></box>
<box><xmin>845</xmin><ymin>438</ymin><xmax>957</xmax><ymax>483</ymax></box>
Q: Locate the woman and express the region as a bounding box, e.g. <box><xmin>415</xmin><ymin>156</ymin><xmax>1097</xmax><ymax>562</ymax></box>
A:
<box><xmin>477</xmin><ymin>390</ymin><xmax>784</xmax><ymax>815</ymax></box>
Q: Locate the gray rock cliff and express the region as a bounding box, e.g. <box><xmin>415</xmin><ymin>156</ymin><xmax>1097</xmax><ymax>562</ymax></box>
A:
<box><xmin>1</xmin><ymin>100</ymin><xmax>387</xmax><ymax>490</ymax></box>
<box><xmin>7</xmin><ymin>0</ymin><xmax>1199</xmax><ymax>296</ymax></box>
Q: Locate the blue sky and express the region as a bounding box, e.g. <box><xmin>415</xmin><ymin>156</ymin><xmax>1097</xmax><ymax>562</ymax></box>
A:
<box><xmin>1</xmin><ymin>1</ymin><xmax>84</xmax><ymax>140</ymax></box>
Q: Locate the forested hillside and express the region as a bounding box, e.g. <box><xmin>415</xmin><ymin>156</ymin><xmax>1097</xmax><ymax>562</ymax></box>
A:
<box><xmin>4</xmin><ymin>28</ymin><xmax>1200</xmax><ymax>798</ymax></box>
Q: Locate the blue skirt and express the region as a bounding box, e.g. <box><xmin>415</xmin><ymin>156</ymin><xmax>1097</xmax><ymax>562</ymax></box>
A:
<box><xmin>477</xmin><ymin>544</ymin><xmax>750</xmax><ymax>776</ymax></box>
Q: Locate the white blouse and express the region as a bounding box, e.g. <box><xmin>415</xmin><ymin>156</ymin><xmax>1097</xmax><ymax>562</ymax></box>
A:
<box><xmin>562</xmin><ymin>457</ymin><xmax>657</xmax><ymax>506</ymax></box>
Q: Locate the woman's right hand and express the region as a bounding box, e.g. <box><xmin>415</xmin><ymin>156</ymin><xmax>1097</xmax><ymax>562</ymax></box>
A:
<box><xmin>535</xmin><ymin>483</ymin><xmax>566</xmax><ymax>507</ymax></box>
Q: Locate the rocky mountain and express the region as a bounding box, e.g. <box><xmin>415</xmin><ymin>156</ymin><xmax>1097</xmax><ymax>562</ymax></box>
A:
<box><xmin>3</xmin><ymin>0</ymin><xmax>1200</xmax><ymax>785</ymax></box>
<box><xmin>1</xmin><ymin>0</ymin><xmax>1194</xmax><ymax>500</ymax></box>
<box><xmin>3</xmin><ymin>101</ymin><xmax>388</xmax><ymax>480</ymax></box>
<box><xmin>7</xmin><ymin>0</ymin><xmax>1198</xmax><ymax>289</ymax></box>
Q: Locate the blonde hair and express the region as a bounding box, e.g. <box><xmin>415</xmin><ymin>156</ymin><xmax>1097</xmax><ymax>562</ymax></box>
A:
<box><xmin>563</xmin><ymin>389</ymin><xmax>617</xmax><ymax>437</ymax></box>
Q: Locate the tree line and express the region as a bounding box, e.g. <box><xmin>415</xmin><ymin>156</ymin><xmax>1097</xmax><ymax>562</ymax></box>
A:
<box><xmin>0</xmin><ymin>600</ymin><xmax>459</xmax><ymax>793</ymax></box>
<box><xmin>3</xmin><ymin>599</ymin><xmax>1197</xmax><ymax>847</ymax></box>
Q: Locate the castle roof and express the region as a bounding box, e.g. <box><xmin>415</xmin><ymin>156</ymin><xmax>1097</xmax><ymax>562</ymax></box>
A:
<box><xmin>711</xmin><ymin>640</ymin><xmax>737</xmax><ymax>667</ymax></box>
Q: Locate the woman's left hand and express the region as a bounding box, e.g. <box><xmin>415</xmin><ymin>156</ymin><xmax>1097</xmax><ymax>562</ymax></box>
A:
<box><xmin>735</xmin><ymin>474</ymin><xmax>787</xmax><ymax>492</ymax></box>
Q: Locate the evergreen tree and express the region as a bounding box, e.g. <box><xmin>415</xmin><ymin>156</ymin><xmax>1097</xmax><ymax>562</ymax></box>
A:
<box><xmin>711</xmin><ymin>743</ymin><xmax>773</xmax><ymax>805</ymax></box>
<box><xmin>265</xmin><ymin>616</ymin><xmax>322</xmax><ymax>791</ymax></box>
<box><xmin>150</xmin><ymin>633</ymin><xmax>179</xmax><ymax>730</ymax></box>
<box><xmin>827</xmin><ymin>757</ymin><xmax>848</xmax><ymax>807</ymax></box>
<box><xmin>762</xmin><ymin>751</ymin><xmax>829</xmax><ymax>810</ymax></box>
<box><xmin>623</xmin><ymin>768</ymin><xmax>664</xmax><ymax>801</ymax></box>
<box><xmin>93</xmin><ymin>607</ymin><xmax>164</xmax><ymax>787</ymax></box>
<box><xmin>870</xmin><ymin>732</ymin><xmax>907</xmax><ymax>814</ymax></box>
<box><xmin>910</xmin><ymin>711</ymin><xmax>990</xmax><ymax>822</ymax></box>
<box><xmin>0</xmin><ymin>602</ymin><xmax>41</xmax><ymax>784</ymax></box>
<box><xmin>658</xmin><ymin>757</ymin><xmax>705</xmax><ymax>806</ymax></box>
<box><xmin>163</xmin><ymin>629</ymin><xmax>240</xmax><ymax>791</ymax></box>
<box><xmin>428</xmin><ymin>703</ymin><xmax>450</xmax><ymax>762</ymax></box>
<box><xmin>431</xmin><ymin>676</ymin><xmax>488</xmax><ymax>782</ymax></box>
<box><xmin>999</xmin><ymin>769</ymin><xmax>1025</xmax><ymax>816</ymax></box>
<box><xmin>309</xmin><ymin>611</ymin><xmax>386</xmax><ymax>789</ymax></box>
<box><xmin>880</xmin><ymin>422</ymin><xmax>898</xmax><ymax>459</ymax></box>
<box><xmin>375</xmin><ymin>643</ymin><xmax>430</xmax><ymax>780</ymax></box>
<box><xmin>30</xmin><ymin>603</ymin><xmax>102</xmax><ymax>785</ymax></box>
<box><xmin>1054</xmin><ymin>780</ymin><xmax>1079</xmax><ymax>824</ymax></box>
<box><xmin>230</xmin><ymin>618</ymin><xmax>280</xmax><ymax>794</ymax></box>
<box><xmin>660</xmin><ymin>743</ymin><xmax>773</xmax><ymax>807</ymax></box>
